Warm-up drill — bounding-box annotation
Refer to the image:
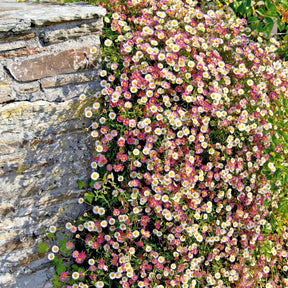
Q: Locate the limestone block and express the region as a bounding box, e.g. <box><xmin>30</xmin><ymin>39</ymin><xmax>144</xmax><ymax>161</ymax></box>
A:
<box><xmin>0</xmin><ymin>47</ymin><xmax>47</xmax><ymax>60</ymax></box>
<box><xmin>40</xmin><ymin>70</ymin><xmax>99</xmax><ymax>89</ymax></box>
<box><xmin>0</xmin><ymin>99</ymin><xmax>92</xmax><ymax>287</ymax></box>
<box><xmin>13</xmin><ymin>81</ymin><xmax>40</xmax><ymax>95</ymax></box>
<box><xmin>0</xmin><ymin>67</ymin><xmax>14</xmax><ymax>103</ymax></box>
<box><xmin>0</xmin><ymin>1</ymin><xmax>106</xmax><ymax>32</ymax></box>
<box><xmin>7</xmin><ymin>46</ymin><xmax>98</xmax><ymax>82</ymax></box>
<box><xmin>0</xmin><ymin>32</ymin><xmax>35</xmax><ymax>44</ymax></box>
<box><xmin>42</xmin><ymin>18</ymin><xmax>103</xmax><ymax>44</ymax></box>
<box><xmin>0</xmin><ymin>38</ymin><xmax>35</xmax><ymax>53</ymax></box>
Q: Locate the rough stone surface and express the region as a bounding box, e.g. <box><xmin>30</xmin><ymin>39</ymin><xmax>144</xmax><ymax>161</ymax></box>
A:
<box><xmin>0</xmin><ymin>2</ymin><xmax>102</xmax><ymax>103</ymax></box>
<box><xmin>0</xmin><ymin>68</ymin><xmax>12</xmax><ymax>102</ymax></box>
<box><xmin>0</xmin><ymin>100</ymin><xmax>93</xmax><ymax>288</ymax></box>
<box><xmin>40</xmin><ymin>70</ymin><xmax>99</xmax><ymax>89</ymax></box>
<box><xmin>0</xmin><ymin>0</ymin><xmax>105</xmax><ymax>32</ymax></box>
<box><xmin>0</xmin><ymin>1</ymin><xmax>104</xmax><ymax>287</ymax></box>
<box><xmin>8</xmin><ymin>46</ymin><xmax>97</xmax><ymax>82</ymax></box>
<box><xmin>0</xmin><ymin>36</ymin><xmax>38</xmax><ymax>52</ymax></box>
<box><xmin>0</xmin><ymin>32</ymin><xmax>36</xmax><ymax>44</ymax></box>
<box><xmin>42</xmin><ymin>18</ymin><xmax>103</xmax><ymax>45</ymax></box>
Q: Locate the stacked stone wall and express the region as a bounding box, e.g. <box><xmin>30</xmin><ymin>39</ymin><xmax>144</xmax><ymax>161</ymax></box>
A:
<box><xmin>0</xmin><ymin>1</ymin><xmax>105</xmax><ymax>287</ymax></box>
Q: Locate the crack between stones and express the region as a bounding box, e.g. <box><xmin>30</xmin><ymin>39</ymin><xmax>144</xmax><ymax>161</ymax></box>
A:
<box><xmin>0</xmin><ymin>98</ymin><xmax>70</xmax><ymax>106</ymax></box>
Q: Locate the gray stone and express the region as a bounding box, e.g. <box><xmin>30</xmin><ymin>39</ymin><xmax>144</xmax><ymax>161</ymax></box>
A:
<box><xmin>0</xmin><ymin>99</ymin><xmax>93</xmax><ymax>286</ymax></box>
<box><xmin>7</xmin><ymin>46</ymin><xmax>98</xmax><ymax>82</ymax></box>
<box><xmin>40</xmin><ymin>70</ymin><xmax>99</xmax><ymax>89</ymax></box>
<box><xmin>13</xmin><ymin>81</ymin><xmax>40</xmax><ymax>95</ymax></box>
<box><xmin>6</xmin><ymin>79</ymin><xmax>100</xmax><ymax>102</ymax></box>
<box><xmin>0</xmin><ymin>0</ymin><xmax>106</xmax><ymax>32</ymax></box>
<box><xmin>0</xmin><ymin>1</ymin><xmax>103</xmax><ymax>287</ymax></box>
<box><xmin>0</xmin><ymin>68</ymin><xmax>13</xmax><ymax>103</ymax></box>
<box><xmin>0</xmin><ymin>32</ymin><xmax>36</xmax><ymax>44</ymax></box>
<box><xmin>42</xmin><ymin>18</ymin><xmax>103</xmax><ymax>44</ymax></box>
<box><xmin>0</xmin><ymin>36</ymin><xmax>39</xmax><ymax>54</ymax></box>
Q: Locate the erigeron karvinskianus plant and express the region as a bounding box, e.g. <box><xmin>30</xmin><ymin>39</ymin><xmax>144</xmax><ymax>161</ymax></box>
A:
<box><xmin>41</xmin><ymin>0</ymin><xmax>288</xmax><ymax>287</ymax></box>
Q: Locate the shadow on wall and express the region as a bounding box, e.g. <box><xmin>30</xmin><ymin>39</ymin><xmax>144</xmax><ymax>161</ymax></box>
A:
<box><xmin>0</xmin><ymin>82</ymin><xmax>96</xmax><ymax>288</ymax></box>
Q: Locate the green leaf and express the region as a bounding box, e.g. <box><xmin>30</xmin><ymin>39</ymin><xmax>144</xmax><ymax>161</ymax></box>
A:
<box><xmin>53</xmin><ymin>275</ymin><xmax>61</xmax><ymax>288</ymax></box>
<box><xmin>265</xmin><ymin>17</ymin><xmax>274</xmax><ymax>25</ymax></box>
<box><xmin>248</xmin><ymin>16</ymin><xmax>259</xmax><ymax>23</ymax></box>
<box><xmin>256</xmin><ymin>21</ymin><xmax>263</xmax><ymax>33</ymax></box>
<box><xmin>265</xmin><ymin>0</ymin><xmax>273</xmax><ymax>9</ymax></box>
<box><xmin>38</xmin><ymin>242</ymin><xmax>49</xmax><ymax>253</ymax></box>
<box><xmin>56</xmin><ymin>263</ymin><xmax>66</xmax><ymax>275</ymax></box>
<box><xmin>77</xmin><ymin>180</ymin><xmax>86</xmax><ymax>189</ymax></box>
<box><xmin>244</xmin><ymin>0</ymin><xmax>251</xmax><ymax>6</ymax></box>
<box><xmin>256</xmin><ymin>7</ymin><xmax>266</xmax><ymax>17</ymax></box>
<box><xmin>277</xmin><ymin>130</ymin><xmax>288</xmax><ymax>143</ymax></box>
<box><xmin>249</xmin><ymin>23</ymin><xmax>256</xmax><ymax>31</ymax></box>
<box><xmin>237</xmin><ymin>3</ymin><xmax>246</xmax><ymax>14</ymax></box>
<box><xmin>263</xmin><ymin>22</ymin><xmax>275</xmax><ymax>36</ymax></box>
<box><xmin>266</xmin><ymin>10</ymin><xmax>279</xmax><ymax>18</ymax></box>
<box><xmin>84</xmin><ymin>192</ymin><xmax>94</xmax><ymax>204</ymax></box>
<box><xmin>53</xmin><ymin>275</ymin><xmax>59</xmax><ymax>281</ymax></box>
<box><xmin>90</xmin><ymin>180</ymin><xmax>96</xmax><ymax>189</ymax></box>
<box><xmin>52</xmin><ymin>256</ymin><xmax>61</xmax><ymax>266</ymax></box>
<box><xmin>54</xmin><ymin>280</ymin><xmax>61</xmax><ymax>288</ymax></box>
<box><xmin>59</xmin><ymin>238</ymin><xmax>69</xmax><ymax>254</ymax></box>
<box><xmin>275</xmin><ymin>165</ymin><xmax>288</xmax><ymax>172</ymax></box>
<box><xmin>72</xmin><ymin>264</ymin><xmax>79</xmax><ymax>270</ymax></box>
<box><xmin>47</xmin><ymin>232</ymin><xmax>55</xmax><ymax>239</ymax></box>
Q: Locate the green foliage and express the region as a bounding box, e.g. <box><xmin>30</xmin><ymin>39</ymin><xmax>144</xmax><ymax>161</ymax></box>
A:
<box><xmin>38</xmin><ymin>242</ymin><xmax>49</xmax><ymax>253</ymax></box>
<box><xmin>53</xmin><ymin>275</ymin><xmax>62</xmax><ymax>288</ymax></box>
<box><xmin>47</xmin><ymin>232</ymin><xmax>55</xmax><ymax>239</ymax></box>
<box><xmin>84</xmin><ymin>191</ymin><xmax>94</xmax><ymax>203</ymax></box>
<box><xmin>77</xmin><ymin>180</ymin><xmax>86</xmax><ymax>189</ymax></box>
<box><xmin>59</xmin><ymin>238</ymin><xmax>69</xmax><ymax>254</ymax></box>
<box><xmin>204</xmin><ymin>0</ymin><xmax>288</xmax><ymax>58</ymax></box>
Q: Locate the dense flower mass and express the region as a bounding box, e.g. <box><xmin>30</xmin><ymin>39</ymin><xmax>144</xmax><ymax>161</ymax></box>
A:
<box><xmin>46</xmin><ymin>0</ymin><xmax>288</xmax><ymax>287</ymax></box>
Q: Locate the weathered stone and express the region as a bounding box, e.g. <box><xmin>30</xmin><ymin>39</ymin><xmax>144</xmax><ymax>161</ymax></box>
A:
<box><xmin>0</xmin><ymin>81</ymin><xmax>12</xmax><ymax>101</ymax></box>
<box><xmin>0</xmin><ymin>99</ymin><xmax>92</xmax><ymax>287</ymax></box>
<box><xmin>42</xmin><ymin>18</ymin><xmax>103</xmax><ymax>44</ymax></box>
<box><xmin>0</xmin><ymin>38</ymin><xmax>32</xmax><ymax>53</ymax></box>
<box><xmin>40</xmin><ymin>81</ymin><xmax>100</xmax><ymax>102</ymax></box>
<box><xmin>0</xmin><ymin>32</ymin><xmax>35</xmax><ymax>44</ymax></box>
<box><xmin>40</xmin><ymin>70</ymin><xmax>99</xmax><ymax>88</ymax></box>
<box><xmin>0</xmin><ymin>18</ymin><xmax>27</xmax><ymax>33</ymax></box>
<box><xmin>0</xmin><ymin>1</ymin><xmax>103</xmax><ymax>287</ymax></box>
<box><xmin>0</xmin><ymin>0</ymin><xmax>105</xmax><ymax>32</ymax></box>
<box><xmin>14</xmin><ymin>81</ymin><xmax>40</xmax><ymax>95</ymax></box>
<box><xmin>0</xmin><ymin>47</ymin><xmax>47</xmax><ymax>59</ymax></box>
<box><xmin>7</xmin><ymin>46</ymin><xmax>98</xmax><ymax>82</ymax></box>
<box><xmin>0</xmin><ymin>68</ymin><xmax>13</xmax><ymax>103</ymax></box>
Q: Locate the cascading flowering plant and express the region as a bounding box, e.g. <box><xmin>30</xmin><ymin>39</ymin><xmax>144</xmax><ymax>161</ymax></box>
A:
<box><xmin>43</xmin><ymin>0</ymin><xmax>288</xmax><ymax>287</ymax></box>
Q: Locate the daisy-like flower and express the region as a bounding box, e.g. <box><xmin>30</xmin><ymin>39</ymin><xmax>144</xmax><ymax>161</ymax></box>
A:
<box><xmin>49</xmin><ymin>225</ymin><xmax>56</xmax><ymax>233</ymax></box>
<box><xmin>91</xmin><ymin>172</ymin><xmax>99</xmax><ymax>180</ymax></box>
<box><xmin>79</xmin><ymin>93</ymin><xmax>86</xmax><ymax>100</ymax></box>
<box><xmin>90</xmin><ymin>46</ymin><xmax>97</xmax><ymax>54</ymax></box>
<box><xmin>72</xmin><ymin>272</ymin><xmax>79</xmax><ymax>280</ymax></box>
<box><xmin>104</xmin><ymin>39</ymin><xmax>113</xmax><ymax>47</ymax></box>
<box><xmin>48</xmin><ymin>253</ymin><xmax>55</xmax><ymax>260</ymax></box>
<box><xmin>51</xmin><ymin>245</ymin><xmax>59</xmax><ymax>253</ymax></box>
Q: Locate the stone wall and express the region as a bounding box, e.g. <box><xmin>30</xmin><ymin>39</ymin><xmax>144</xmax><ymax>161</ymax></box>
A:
<box><xmin>0</xmin><ymin>1</ymin><xmax>105</xmax><ymax>287</ymax></box>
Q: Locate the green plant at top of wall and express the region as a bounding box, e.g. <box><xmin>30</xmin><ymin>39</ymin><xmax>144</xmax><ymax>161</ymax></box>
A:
<box><xmin>202</xmin><ymin>0</ymin><xmax>288</xmax><ymax>59</ymax></box>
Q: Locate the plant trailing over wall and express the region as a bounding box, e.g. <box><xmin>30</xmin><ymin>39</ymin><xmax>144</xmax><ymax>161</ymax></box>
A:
<box><xmin>40</xmin><ymin>0</ymin><xmax>288</xmax><ymax>287</ymax></box>
<box><xmin>201</xmin><ymin>0</ymin><xmax>288</xmax><ymax>59</ymax></box>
